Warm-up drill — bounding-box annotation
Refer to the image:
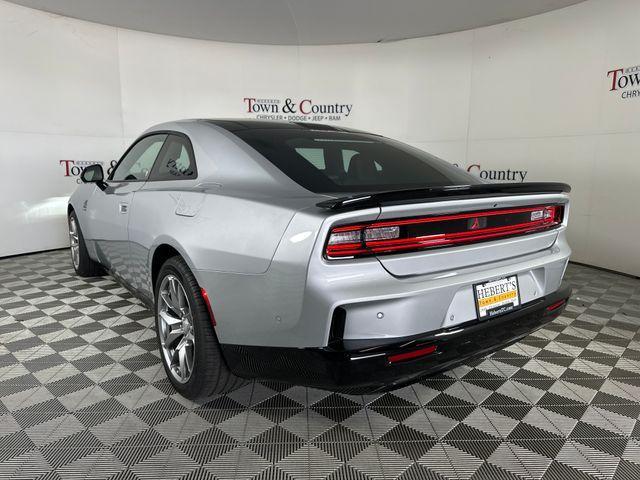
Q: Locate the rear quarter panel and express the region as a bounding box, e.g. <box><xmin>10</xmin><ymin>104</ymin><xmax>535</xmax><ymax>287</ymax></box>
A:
<box><xmin>128</xmin><ymin>183</ymin><xmax>300</xmax><ymax>300</ymax></box>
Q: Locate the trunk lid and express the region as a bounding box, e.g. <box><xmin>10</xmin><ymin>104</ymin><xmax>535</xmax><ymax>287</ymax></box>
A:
<box><xmin>320</xmin><ymin>183</ymin><xmax>570</xmax><ymax>277</ymax></box>
<box><xmin>374</xmin><ymin>193</ymin><xmax>568</xmax><ymax>277</ymax></box>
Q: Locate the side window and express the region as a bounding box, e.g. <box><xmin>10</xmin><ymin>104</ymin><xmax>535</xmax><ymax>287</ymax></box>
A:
<box><xmin>295</xmin><ymin>148</ymin><xmax>325</xmax><ymax>170</ymax></box>
<box><xmin>149</xmin><ymin>134</ymin><xmax>197</xmax><ymax>181</ymax></box>
<box><xmin>111</xmin><ymin>134</ymin><xmax>167</xmax><ymax>181</ymax></box>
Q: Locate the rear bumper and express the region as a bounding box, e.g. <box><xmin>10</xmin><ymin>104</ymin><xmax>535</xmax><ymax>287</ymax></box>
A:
<box><xmin>220</xmin><ymin>283</ymin><xmax>572</xmax><ymax>393</ymax></box>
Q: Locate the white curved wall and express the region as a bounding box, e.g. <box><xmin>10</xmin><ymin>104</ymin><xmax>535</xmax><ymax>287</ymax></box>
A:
<box><xmin>1</xmin><ymin>0</ymin><xmax>639</xmax><ymax>275</ymax></box>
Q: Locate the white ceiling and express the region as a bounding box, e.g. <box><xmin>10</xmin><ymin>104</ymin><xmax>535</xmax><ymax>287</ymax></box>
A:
<box><xmin>7</xmin><ymin>0</ymin><xmax>586</xmax><ymax>45</ymax></box>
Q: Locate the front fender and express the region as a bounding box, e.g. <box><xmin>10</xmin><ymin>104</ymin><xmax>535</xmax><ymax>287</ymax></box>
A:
<box><xmin>68</xmin><ymin>184</ymin><xmax>96</xmax><ymax>224</ymax></box>
<box><xmin>68</xmin><ymin>184</ymin><xmax>99</xmax><ymax>258</ymax></box>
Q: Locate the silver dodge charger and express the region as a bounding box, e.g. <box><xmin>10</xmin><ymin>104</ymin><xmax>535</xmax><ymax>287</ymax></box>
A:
<box><xmin>68</xmin><ymin>119</ymin><xmax>572</xmax><ymax>400</ymax></box>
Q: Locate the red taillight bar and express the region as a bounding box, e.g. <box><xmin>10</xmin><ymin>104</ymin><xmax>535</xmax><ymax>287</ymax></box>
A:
<box><xmin>371</xmin><ymin>205</ymin><xmax>557</xmax><ymax>228</ymax></box>
<box><xmin>326</xmin><ymin>204</ymin><xmax>564</xmax><ymax>259</ymax></box>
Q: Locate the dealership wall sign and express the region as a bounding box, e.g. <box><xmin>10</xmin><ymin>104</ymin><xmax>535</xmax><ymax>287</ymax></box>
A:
<box><xmin>607</xmin><ymin>65</ymin><xmax>640</xmax><ymax>99</ymax></box>
<box><xmin>454</xmin><ymin>163</ymin><xmax>528</xmax><ymax>182</ymax></box>
<box><xmin>243</xmin><ymin>97</ymin><xmax>353</xmax><ymax>122</ymax></box>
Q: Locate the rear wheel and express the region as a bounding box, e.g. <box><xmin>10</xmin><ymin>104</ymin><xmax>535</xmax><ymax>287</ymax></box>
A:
<box><xmin>154</xmin><ymin>256</ymin><xmax>247</xmax><ymax>400</ymax></box>
<box><xmin>68</xmin><ymin>211</ymin><xmax>103</xmax><ymax>277</ymax></box>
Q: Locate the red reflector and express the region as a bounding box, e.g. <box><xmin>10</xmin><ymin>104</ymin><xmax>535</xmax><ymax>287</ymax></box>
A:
<box><xmin>387</xmin><ymin>345</ymin><xmax>437</xmax><ymax>364</ymax></box>
<box><xmin>546</xmin><ymin>299</ymin><xmax>567</xmax><ymax>312</ymax></box>
<box><xmin>201</xmin><ymin>288</ymin><xmax>216</xmax><ymax>326</ymax></box>
<box><xmin>326</xmin><ymin>204</ymin><xmax>564</xmax><ymax>259</ymax></box>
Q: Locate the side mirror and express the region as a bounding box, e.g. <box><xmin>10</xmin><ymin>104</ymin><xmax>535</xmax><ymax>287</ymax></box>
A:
<box><xmin>80</xmin><ymin>164</ymin><xmax>104</xmax><ymax>183</ymax></box>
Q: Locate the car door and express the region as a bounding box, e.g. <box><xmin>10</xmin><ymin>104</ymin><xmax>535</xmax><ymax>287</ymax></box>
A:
<box><xmin>87</xmin><ymin>134</ymin><xmax>167</xmax><ymax>280</ymax></box>
<box><xmin>127</xmin><ymin>133</ymin><xmax>199</xmax><ymax>296</ymax></box>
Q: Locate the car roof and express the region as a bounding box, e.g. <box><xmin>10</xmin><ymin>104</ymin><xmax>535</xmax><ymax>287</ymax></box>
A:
<box><xmin>201</xmin><ymin>119</ymin><xmax>378</xmax><ymax>136</ymax></box>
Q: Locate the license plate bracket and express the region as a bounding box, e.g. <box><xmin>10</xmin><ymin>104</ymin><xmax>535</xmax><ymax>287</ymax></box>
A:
<box><xmin>473</xmin><ymin>275</ymin><xmax>521</xmax><ymax>320</ymax></box>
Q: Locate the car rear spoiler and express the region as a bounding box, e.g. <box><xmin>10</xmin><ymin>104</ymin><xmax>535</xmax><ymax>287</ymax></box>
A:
<box><xmin>316</xmin><ymin>182</ymin><xmax>571</xmax><ymax>211</ymax></box>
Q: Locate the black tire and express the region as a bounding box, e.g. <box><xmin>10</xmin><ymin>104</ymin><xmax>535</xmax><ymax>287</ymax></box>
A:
<box><xmin>154</xmin><ymin>256</ymin><xmax>248</xmax><ymax>400</ymax></box>
<box><xmin>68</xmin><ymin>210</ymin><xmax>103</xmax><ymax>277</ymax></box>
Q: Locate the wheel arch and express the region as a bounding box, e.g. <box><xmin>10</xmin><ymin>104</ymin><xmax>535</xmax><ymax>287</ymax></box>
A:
<box><xmin>67</xmin><ymin>201</ymin><xmax>84</xmax><ymax>230</ymax></box>
<box><xmin>149</xmin><ymin>238</ymin><xmax>200</xmax><ymax>296</ymax></box>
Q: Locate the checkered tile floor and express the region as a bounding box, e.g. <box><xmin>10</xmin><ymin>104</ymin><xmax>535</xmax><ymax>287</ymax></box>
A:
<box><xmin>1</xmin><ymin>250</ymin><xmax>639</xmax><ymax>480</ymax></box>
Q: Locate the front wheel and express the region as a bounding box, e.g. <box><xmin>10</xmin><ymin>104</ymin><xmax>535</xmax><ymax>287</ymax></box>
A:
<box><xmin>68</xmin><ymin>211</ymin><xmax>103</xmax><ymax>277</ymax></box>
<box><xmin>154</xmin><ymin>256</ymin><xmax>247</xmax><ymax>400</ymax></box>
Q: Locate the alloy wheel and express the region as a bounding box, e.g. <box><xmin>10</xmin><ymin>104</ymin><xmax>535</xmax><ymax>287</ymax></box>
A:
<box><xmin>69</xmin><ymin>216</ymin><xmax>80</xmax><ymax>269</ymax></box>
<box><xmin>157</xmin><ymin>274</ymin><xmax>195</xmax><ymax>383</ymax></box>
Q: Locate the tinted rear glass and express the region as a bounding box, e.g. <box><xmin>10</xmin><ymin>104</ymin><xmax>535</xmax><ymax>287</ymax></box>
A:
<box><xmin>235</xmin><ymin>129</ymin><xmax>480</xmax><ymax>193</ymax></box>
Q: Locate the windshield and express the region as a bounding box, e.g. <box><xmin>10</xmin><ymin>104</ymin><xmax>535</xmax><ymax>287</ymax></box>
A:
<box><xmin>235</xmin><ymin>129</ymin><xmax>480</xmax><ymax>194</ymax></box>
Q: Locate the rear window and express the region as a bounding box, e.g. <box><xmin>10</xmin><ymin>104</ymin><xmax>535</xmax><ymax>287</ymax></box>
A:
<box><xmin>235</xmin><ymin>129</ymin><xmax>480</xmax><ymax>193</ymax></box>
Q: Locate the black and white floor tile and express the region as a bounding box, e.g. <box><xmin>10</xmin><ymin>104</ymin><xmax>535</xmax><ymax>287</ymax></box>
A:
<box><xmin>1</xmin><ymin>250</ymin><xmax>639</xmax><ymax>480</ymax></box>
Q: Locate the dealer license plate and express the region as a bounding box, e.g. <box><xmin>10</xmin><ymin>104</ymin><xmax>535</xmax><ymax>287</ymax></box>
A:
<box><xmin>474</xmin><ymin>275</ymin><xmax>521</xmax><ymax>319</ymax></box>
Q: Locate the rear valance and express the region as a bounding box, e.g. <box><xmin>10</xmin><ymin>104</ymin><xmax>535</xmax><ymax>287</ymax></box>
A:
<box><xmin>316</xmin><ymin>182</ymin><xmax>571</xmax><ymax>211</ymax></box>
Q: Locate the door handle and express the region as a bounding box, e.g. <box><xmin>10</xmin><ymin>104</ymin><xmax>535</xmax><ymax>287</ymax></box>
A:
<box><xmin>119</xmin><ymin>203</ymin><xmax>129</xmax><ymax>214</ymax></box>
